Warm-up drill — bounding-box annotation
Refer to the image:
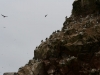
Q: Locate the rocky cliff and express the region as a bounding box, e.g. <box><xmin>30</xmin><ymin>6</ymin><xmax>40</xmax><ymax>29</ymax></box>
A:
<box><xmin>4</xmin><ymin>0</ymin><xmax>100</xmax><ymax>75</ymax></box>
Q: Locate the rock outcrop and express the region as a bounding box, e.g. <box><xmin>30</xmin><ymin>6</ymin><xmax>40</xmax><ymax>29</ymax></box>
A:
<box><xmin>4</xmin><ymin>0</ymin><xmax>100</xmax><ymax>75</ymax></box>
<box><xmin>3</xmin><ymin>72</ymin><xmax>17</xmax><ymax>75</ymax></box>
<box><xmin>72</xmin><ymin>0</ymin><xmax>100</xmax><ymax>17</ymax></box>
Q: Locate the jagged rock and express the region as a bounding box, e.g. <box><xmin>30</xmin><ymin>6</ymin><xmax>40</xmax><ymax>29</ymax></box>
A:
<box><xmin>72</xmin><ymin>0</ymin><xmax>100</xmax><ymax>17</ymax></box>
<box><xmin>4</xmin><ymin>0</ymin><xmax>100</xmax><ymax>75</ymax></box>
<box><xmin>17</xmin><ymin>60</ymin><xmax>47</xmax><ymax>75</ymax></box>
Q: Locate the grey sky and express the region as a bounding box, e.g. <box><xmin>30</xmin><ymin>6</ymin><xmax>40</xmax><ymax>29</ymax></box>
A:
<box><xmin>0</xmin><ymin>0</ymin><xmax>74</xmax><ymax>74</ymax></box>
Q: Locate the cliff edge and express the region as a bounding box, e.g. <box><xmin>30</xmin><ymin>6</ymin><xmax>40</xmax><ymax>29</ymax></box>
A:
<box><xmin>4</xmin><ymin>0</ymin><xmax>100</xmax><ymax>75</ymax></box>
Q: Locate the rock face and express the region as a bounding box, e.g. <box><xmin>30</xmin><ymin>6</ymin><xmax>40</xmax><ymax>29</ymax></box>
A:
<box><xmin>4</xmin><ymin>0</ymin><xmax>100</xmax><ymax>75</ymax></box>
<box><xmin>72</xmin><ymin>0</ymin><xmax>100</xmax><ymax>17</ymax></box>
<box><xmin>3</xmin><ymin>72</ymin><xmax>17</xmax><ymax>75</ymax></box>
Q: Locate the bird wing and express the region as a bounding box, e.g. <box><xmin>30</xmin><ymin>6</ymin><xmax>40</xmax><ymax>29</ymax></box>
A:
<box><xmin>1</xmin><ymin>14</ymin><xmax>8</xmax><ymax>17</ymax></box>
<box><xmin>4</xmin><ymin>16</ymin><xmax>8</xmax><ymax>17</ymax></box>
<box><xmin>1</xmin><ymin>14</ymin><xmax>4</xmax><ymax>16</ymax></box>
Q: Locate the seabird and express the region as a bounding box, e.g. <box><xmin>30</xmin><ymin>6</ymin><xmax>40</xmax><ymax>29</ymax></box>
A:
<box><xmin>45</xmin><ymin>14</ymin><xmax>48</xmax><ymax>17</ymax></box>
<box><xmin>65</xmin><ymin>16</ymin><xmax>67</xmax><ymax>20</ymax></box>
<box><xmin>1</xmin><ymin>14</ymin><xmax>8</xmax><ymax>18</ymax></box>
<box><xmin>97</xmin><ymin>21</ymin><xmax>99</xmax><ymax>24</ymax></box>
<box><xmin>41</xmin><ymin>40</ymin><xmax>43</xmax><ymax>42</ymax></box>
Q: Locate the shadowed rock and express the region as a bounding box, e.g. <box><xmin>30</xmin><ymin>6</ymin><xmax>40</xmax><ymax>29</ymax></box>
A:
<box><xmin>3</xmin><ymin>72</ymin><xmax>17</xmax><ymax>75</ymax></box>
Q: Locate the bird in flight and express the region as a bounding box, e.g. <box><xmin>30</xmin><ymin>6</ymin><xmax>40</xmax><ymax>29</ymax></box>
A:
<box><xmin>1</xmin><ymin>14</ymin><xmax>8</xmax><ymax>18</ymax></box>
<box><xmin>45</xmin><ymin>14</ymin><xmax>48</xmax><ymax>17</ymax></box>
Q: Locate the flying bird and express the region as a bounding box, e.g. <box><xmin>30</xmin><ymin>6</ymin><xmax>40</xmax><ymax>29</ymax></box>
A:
<box><xmin>45</xmin><ymin>14</ymin><xmax>48</xmax><ymax>17</ymax></box>
<box><xmin>1</xmin><ymin>14</ymin><xmax>8</xmax><ymax>18</ymax></box>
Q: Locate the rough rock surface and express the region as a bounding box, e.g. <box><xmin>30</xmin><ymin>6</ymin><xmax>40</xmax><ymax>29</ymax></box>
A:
<box><xmin>4</xmin><ymin>0</ymin><xmax>100</xmax><ymax>75</ymax></box>
<box><xmin>3</xmin><ymin>72</ymin><xmax>17</xmax><ymax>75</ymax></box>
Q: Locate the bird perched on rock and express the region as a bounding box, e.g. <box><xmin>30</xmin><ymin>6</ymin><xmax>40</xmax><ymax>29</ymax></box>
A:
<box><xmin>65</xmin><ymin>16</ymin><xmax>67</xmax><ymax>20</ymax></box>
<box><xmin>1</xmin><ymin>14</ymin><xmax>8</xmax><ymax>18</ymax></box>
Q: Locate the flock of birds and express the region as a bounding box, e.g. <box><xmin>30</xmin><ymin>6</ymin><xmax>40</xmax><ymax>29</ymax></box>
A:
<box><xmin>1</xmin><ymin>14</ymin><xmax>48</xmax><ymax>18</ymax></box>
<box><xmin>1</xmin><ymin>14</ymin><xmax>47</xmax><ymax>29</ymax></box>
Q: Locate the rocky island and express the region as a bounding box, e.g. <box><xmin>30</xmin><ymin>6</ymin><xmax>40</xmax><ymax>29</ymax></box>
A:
<box><xmin>4</xmin><ymin>0</ymin><xmax>100</xmax><ymax>75</ymax></box>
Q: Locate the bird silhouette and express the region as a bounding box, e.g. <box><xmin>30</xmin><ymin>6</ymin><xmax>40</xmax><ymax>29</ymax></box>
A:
<box><xmin>1</xmin><ymin>14</ymin><xmax>8</xmax><ymax>18</ymax></box>
<box><xmin>45</xmin><ymin>14</ymin><xmax>48</xmax><ymax>17</ymax></box>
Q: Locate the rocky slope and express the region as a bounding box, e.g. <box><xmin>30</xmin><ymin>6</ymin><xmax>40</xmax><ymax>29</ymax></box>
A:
<box><xmin>4</xmin><ymin>0</ymin><xmax>100</xmax><ymax>75</ymax></box>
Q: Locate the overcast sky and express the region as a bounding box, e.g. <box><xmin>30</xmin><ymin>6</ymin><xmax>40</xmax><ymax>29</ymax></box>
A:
<box><xmin>0</xmin><ymin>0</ymin><xmax>74</xmax><ymax>74</ymax></box>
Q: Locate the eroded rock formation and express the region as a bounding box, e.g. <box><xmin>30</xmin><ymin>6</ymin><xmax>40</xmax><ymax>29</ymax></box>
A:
<box><xmin>4</xmin><ymin>0</ymin><xmax>100</xmax><ymax>75</ymax></box>
<box><xmin>72</xmin><ymin>0</ymin><xmax>100</xmax><ymax>17</ymax></box>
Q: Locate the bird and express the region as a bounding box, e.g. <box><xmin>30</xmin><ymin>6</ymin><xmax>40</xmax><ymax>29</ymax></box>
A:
<box><xmin>45</xmin><ymin>14</ymin><xmax>48</xmax><ymax>17</ymax></box>
<box><xmin>1</xmin><ymin>14</ymin><xmax>8</xmax><ymax>18</ymax></box>
<box><xmin>65</xmin><ymin>16</ymin><xmax>67</xmax><ymax>20</ymax></box>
